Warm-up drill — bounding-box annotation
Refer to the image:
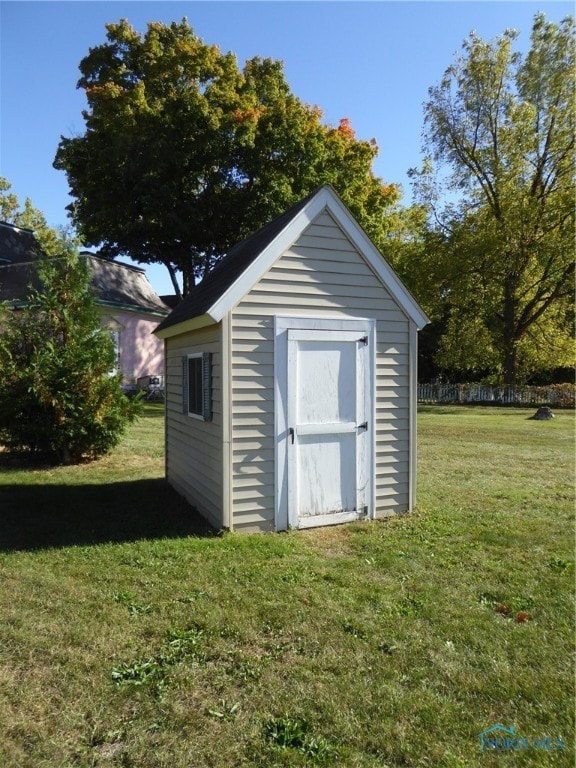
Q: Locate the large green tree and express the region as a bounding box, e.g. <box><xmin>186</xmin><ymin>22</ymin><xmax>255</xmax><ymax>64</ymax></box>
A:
<box><xmin>55</xmin><ymin>19</ymin><xmax>398</xmax><ymax>297</ymax></box>
<box><xmin>413</xmin><ymin>14</ymin><xmax>574</xmax><ymax>385</ymax></box>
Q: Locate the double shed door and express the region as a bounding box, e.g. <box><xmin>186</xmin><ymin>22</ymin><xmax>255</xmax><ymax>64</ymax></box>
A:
<box><xmin>286</xmin><ymin>328</ymin><xmax>372</xmax><ymax>529</ymax></box>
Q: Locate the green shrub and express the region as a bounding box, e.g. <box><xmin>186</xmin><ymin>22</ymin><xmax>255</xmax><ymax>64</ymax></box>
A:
<box><xmin>0</xmin><ymin>229</ymin><xmax>141</xmax><ymax>462</ymax></box>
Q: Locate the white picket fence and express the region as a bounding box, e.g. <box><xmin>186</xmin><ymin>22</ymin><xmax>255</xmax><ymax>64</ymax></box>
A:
<box><xmin>417</xmin><ymin>383</ymin><xmax>575</xmax><ymax>407</ymax></box>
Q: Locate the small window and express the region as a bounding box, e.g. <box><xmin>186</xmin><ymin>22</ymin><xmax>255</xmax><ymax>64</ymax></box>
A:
<box><xmin>183</xmin><ymin>352</ymin><xmax>212</xmax><ymax>420</ymax></box>
<box><xmin>109</xmin><ymin>329</ymin><xmax>120</xmax><ymax>374</ymax></box>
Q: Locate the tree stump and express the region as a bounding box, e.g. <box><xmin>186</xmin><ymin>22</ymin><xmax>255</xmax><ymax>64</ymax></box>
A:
<box><xmin>530</xmin><ymin>406</ymin><xmax>554</xmax><ymax>420</ymax></box>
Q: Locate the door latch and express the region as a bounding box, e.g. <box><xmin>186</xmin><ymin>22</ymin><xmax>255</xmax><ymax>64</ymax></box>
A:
<box><xmin>289</xmin><ymin>427</ymin><xmax>295</xmax><ymax>444</ymax></box>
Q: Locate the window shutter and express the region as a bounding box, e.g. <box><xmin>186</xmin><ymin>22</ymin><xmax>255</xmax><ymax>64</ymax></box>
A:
<box><xmin>182</xmin><ymin>356</ymin><xmax>189</xmax><ymax>414</ymax></box>
<box><xmin>202</xmin><ymin>352</ymin><xmax>212</xmax><ymax>421</ymax></box>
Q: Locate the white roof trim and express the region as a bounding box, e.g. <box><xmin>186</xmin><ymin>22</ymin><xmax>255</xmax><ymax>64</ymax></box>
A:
<box><xmin>322</xmin><ymin>189</ymin><xmax>429</xmax><ymax>329</ymax></box>
<box><xmin>155</xmin><ymin>312</ymin><xmax>215</xmax><ymax>339</ymax></box>
<box><xmin>208</xmin><ymin>186</ymin><xmax>429</xmax><ymax>329</ymax></box>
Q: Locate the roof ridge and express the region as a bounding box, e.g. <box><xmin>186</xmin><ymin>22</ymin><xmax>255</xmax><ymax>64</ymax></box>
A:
<box><xmin>0</xmin><ymin>221</ymin><xmax>35</xmax><ymax>234</ymax></box>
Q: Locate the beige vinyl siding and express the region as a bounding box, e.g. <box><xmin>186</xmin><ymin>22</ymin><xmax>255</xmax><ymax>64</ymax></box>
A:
<box><xmin>230</xmin><ymin>210</ymin><xmax>411</xmax><ymax>531</ymax></box>
<box><xmin>165</xmin><ymin>326</ymin><xmax>223</xmax><ymax>529</ymax></box>
<box><xmin>229</xmin><ymin>325</ymin><xmax>276</xmax><ymax>532</ymax></box>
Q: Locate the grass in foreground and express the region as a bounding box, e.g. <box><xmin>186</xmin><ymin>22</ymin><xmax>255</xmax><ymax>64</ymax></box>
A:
<box><xmin>0</xmin><ymin>404</ymin><xmax>573</xmax><ymax>767</ymax></box>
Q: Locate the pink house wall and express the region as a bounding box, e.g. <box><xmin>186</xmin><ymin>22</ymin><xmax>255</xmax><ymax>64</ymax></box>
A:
<box><xmin>109</xmin><ymin>311</ymin><xmax>165</xmax><ymax>384</ymax></box>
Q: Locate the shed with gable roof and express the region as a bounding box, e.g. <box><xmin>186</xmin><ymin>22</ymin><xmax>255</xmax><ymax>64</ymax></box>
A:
<box><xmin>155</xmin><ymin>186</ymin><xmax>429</xmax><ymax>532</ymax></box>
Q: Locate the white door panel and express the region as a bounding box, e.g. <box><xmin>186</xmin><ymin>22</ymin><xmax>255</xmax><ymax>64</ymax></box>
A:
<box><xmin>294</xmin><ymin>340</ymin><xmax>356</xmax><ymax>424</ymax></box>
<box><xmin>287</xmin><ymin>329</ymin><xmax>369</xmax><ymax>528</ymax></box>
<box><xmin>296</xmin><ymin>433</ymin><xmax>357</xmax><ymax>518</ymax></box>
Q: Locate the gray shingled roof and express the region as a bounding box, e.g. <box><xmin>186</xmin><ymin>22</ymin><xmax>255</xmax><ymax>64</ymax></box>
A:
<box><xmin>0</xmin><ymin>222</ymin><xmax>41</xmax><ymax>265</ymax></box>
<box><xmin>0</xmin><ymin>222</ymin><xmax>170</xmax><ymax>316</ymax></box>
<box><xmin>155</xmin><ymin>190</ymin><xmax>317</xmax><ymax>334</ymax></box>
<box><xmin>84</xmin><ymin>254</ymin><xmax>170</xmax><ymax>315</ymax></box>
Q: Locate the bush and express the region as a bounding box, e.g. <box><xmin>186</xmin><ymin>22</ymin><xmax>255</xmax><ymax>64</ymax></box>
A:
<box><xmin>0</xmin><ymin>230</ymin><xmax>141</xmax><ymax>462</ymax></box>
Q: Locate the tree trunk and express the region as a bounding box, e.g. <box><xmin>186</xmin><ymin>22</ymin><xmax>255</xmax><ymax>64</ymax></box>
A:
<box><xmin>502</xmin><ymin>276</ymin><xmax>519</xmax><ymax>387</ymax></box>
<box><xmin>503</xmin><ymin>343</ymin><xmax>518</xmax><ymax>388</ymax></box>
<box><xmin>164</xmin><ymin>262</ymin><xmax>182</xmax><ymax>301</ymax></box>
<box><xmin>182</xmin><ymin>267</ymin><xmax>195</xmax><ymax>298</ymax></box>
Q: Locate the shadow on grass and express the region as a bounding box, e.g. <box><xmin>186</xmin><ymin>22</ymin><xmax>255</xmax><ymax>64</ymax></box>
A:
<box><xmin>0</xmin><ymin>478</ymin><xmax>215</xmax><ymax>552</ymax></box>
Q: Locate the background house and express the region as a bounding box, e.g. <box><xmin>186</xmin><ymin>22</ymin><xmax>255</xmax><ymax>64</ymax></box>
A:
<box><xmin>0</xmin><ymin>221</ymin><xmax>170</xmax><ymax>387</ymax></box>
<box><xmin>155</xmin><ymin>186</ymin><xmax>429</xmax><ymax>533</ymax></box>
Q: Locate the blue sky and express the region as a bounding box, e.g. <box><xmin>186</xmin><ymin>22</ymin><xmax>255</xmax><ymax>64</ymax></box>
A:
<box><xmin>0</xmin><ymin>0</ymin><xmax>571</xmax><ymax>295</ymax></box>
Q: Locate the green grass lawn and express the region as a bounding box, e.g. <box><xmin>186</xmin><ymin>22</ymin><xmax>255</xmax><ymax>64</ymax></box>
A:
<box><xmin>0</xmin><ymin>404</ymin><xmax>573</xmax><ymax>767</ymax></box>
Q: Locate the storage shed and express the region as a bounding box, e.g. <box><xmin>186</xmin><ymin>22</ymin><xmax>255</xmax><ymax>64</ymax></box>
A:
<box><xmin>155</xmin><ymin>186</ymin><xmax>429</xmax><ymax>532</ymax></box>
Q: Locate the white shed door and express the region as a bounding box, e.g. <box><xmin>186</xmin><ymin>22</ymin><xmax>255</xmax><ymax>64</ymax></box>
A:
<box><xmin>287</xmin><ymin>329</ymin><xmax>370</xmax><ymax>529</ymax></box>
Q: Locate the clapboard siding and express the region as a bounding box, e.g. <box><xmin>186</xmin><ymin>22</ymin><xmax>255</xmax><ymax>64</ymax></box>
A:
<box><xmin>262</xmin><ymin>271</ymin><xmax>387</xmax><ymax>288</ymax></box>
<box><xmin>234</xmin><ymin>461</ymin><xmax>275</xmax><ymax>480</ymax></box>
<box><xmin>231</xmin><ymin>450</ymin><xmax>273</xmax><ymax>466</ymax></box>
<box><xmin>248</xmin><ymin>285</ymin><xmax>401</xmax><ymax>303</ymax></box>
<box><xmin>273</xmin><ymin>257</ymin><xmax>381</xmax><ymax>276</ymax></box>
<box><xmin>374</xmin><ymin>408</ymin><xmax>410</xmax><ymax>419</ymax></box>
<box><xmin>164</xmin><ymin>327</ymin><xmax>223</xmax><ymax>528</ymax></box>
<box><xmin>232</xmin><ymin>376</ymin><xmax>275</xmax><ymax>391</ymax></box>
<box><xmin>229</xmin><ymin>320</ymin><xmax>275</xmax><ymax>530</ymax></box>
<box><xmin>229</xmin><ymin>210</ymin><xmax>411</xmax><ymax>530</ymax></box>
<box><xmin>234</xmin><ymin>297</ymin><xmax>403</xmax><ymax>314</ymax></box>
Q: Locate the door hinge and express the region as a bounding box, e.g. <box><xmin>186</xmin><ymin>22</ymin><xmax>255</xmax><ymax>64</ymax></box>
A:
<box><xmin>358</xmin><ymin>421</ymin><xmax>368</xmax><ymax>431</ymax></box>
<box><xmin>360</xmin><ymin>336</ymin><xmax>368</xmax><ymax>346</ymax></box>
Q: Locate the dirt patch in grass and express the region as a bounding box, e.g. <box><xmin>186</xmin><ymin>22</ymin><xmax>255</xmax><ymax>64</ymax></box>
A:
<box><xmin>300</xmin><ymin>524</ymin><xmax>358</xmax><ymax>557</ymax></box>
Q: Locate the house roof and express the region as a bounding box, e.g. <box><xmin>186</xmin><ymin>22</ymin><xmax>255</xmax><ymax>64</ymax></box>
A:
<box><xmin>155</xmin><ymin>185</ymin><xmax>429</xmax><ymax>338</ymax></box>
<box><xmin>83</xmin><ymin>254</ymin><xmax>170</xmax><ymax>315</ymax></box>
<box><xmin>0</xmin><ymin>222</ymin><xmax>170</xmax><ymax>316</ymax></box>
